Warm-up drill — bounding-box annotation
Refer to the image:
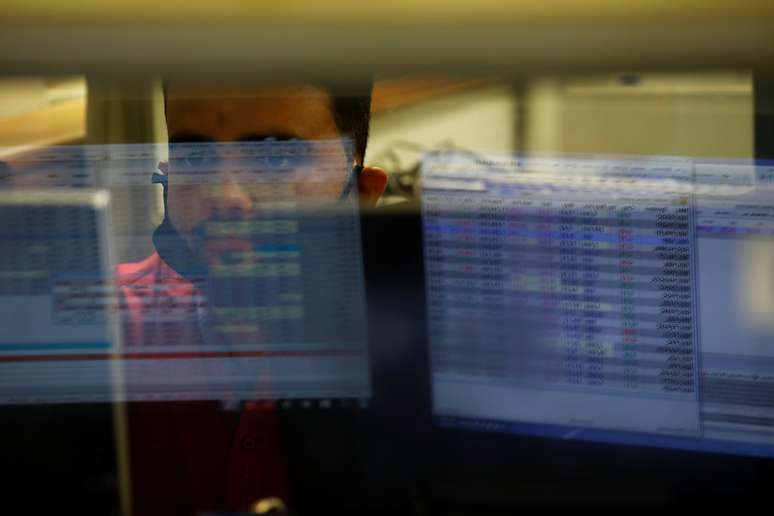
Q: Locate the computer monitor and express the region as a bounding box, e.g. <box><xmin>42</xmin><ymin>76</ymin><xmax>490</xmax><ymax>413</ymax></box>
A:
<box><xmin>0</xmin><ymin>184</ymin><xmax>118</xmax><ymax>403</ymax></box>
<box><xmin>0</xmin><ymin>141</ymin><xmax>371</xmax><ymax>405</ymax></box>
<box><xmin>422</xmin><ymin>150</ymin><xmax>774</xmax><ymax>458</ymax></box>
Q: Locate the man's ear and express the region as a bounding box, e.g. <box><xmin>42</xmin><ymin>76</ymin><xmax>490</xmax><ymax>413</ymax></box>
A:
<box><xmin>357</xmin><ymin>166</ymin><xmax>387</xmax><ymax>206</ymax></box>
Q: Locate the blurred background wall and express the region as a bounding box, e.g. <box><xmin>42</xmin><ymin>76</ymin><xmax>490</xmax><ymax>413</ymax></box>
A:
<box><xmin>524</xmin><ymin>71</ymin><xmax>753</xmax><ymax>158</ymax></box>
<box><xmin>0</xmin><ymin>70</ymin><xmax>757</xmax><ymax>256</ymax></box>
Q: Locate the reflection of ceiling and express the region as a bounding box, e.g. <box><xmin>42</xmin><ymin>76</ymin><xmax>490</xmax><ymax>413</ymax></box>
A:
<box><xmin>0</xmin><ymin>79</ymin><xmax>46</xmax><ymax>118</ymax></box>
<box><xmin>0</xmin><ymin>77</ymin><xmax>85</xmax><ymax>154</ymax></box>
<box><xmin>0</xmin><ymin>98</ymin><xmax>84</xmax><ymax>158</ymax></box>
<box><xmin>0</xmin><ymin>77</ymin><xmax>84</xmax><ymax>117</ymax></box>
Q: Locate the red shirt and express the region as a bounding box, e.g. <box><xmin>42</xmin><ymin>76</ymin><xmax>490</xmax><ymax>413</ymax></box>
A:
<box><xmin>116</xmin><ymin>253</ymin><xmax>290</xmax><ymax>516</ymax></box>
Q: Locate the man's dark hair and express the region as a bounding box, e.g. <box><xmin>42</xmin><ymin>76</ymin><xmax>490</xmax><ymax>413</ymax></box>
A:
<box><xmin>162</xmin><ymin>80</ymin><xmax>372</xmax><ymax>163</ymax></box>
<box><xmin>330</xmin><ymin>90</ymin><xmax>372</xmax><ymax>164</ymax></box>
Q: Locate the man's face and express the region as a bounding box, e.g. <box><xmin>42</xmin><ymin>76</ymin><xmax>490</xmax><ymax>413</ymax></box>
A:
<box><xmin>164</xmin><ymin>82</ymin><xmax>353</xmax><ymax>266</ymax></box>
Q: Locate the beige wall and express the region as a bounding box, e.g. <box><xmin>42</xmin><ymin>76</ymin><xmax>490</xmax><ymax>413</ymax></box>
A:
<box><xmin>525</xmin><ymin>72</ymin><xmax>753</xmax><ymax>158</ymax></box>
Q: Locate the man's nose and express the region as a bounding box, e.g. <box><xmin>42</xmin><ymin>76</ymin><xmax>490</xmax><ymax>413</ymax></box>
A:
<box><xmin>205</xmin><ymin>178</ymin><xmax>253</xmax><ymax>218</ymax></box>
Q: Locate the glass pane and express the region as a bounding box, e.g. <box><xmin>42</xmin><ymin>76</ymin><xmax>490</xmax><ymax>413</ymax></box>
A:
<box><xmin>0</xmin><ymin>26</ymin><xmax>772</xmax><ymax>515</ymax></box>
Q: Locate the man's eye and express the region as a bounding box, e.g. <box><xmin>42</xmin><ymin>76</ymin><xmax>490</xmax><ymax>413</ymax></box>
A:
<box><xmin>178</xmin><ymin>154</ymin><xmax>219</xmax><ymax>170</ymax></box>
<box><xmin>261</xmin><ymin>155</ymin><xmax>309</xmax><ymax>170</ymax></box>
<box><xmin>185</xmin><ymin>155</ymin><xmax>210</xmax><ymax>167</ymax></box>
<box><xmin>266</xmin><ymin>155</ymin><xmax>290</xmax><ymax>169</ymax></box>
<box><xmin>184</xmin><ymin>155</ymin><xmax>204</xmax><ymax>167</ymax></box>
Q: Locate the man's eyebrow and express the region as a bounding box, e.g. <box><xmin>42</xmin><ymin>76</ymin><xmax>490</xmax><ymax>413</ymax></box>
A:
<box><xmin>169</xmin><ymin>133</ymin><xmax>214</xmax><ymax>144</ymax></box>
<box><xmin>236</xmin><ymin>133</ymin><xmax>306</xmax><ymax>142</ymax></box>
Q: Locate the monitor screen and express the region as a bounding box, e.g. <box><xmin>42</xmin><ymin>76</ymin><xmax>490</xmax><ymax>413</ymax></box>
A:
<box><xmin>423</xmin><ymin>151</ymin><xmax>774</xmax><ymax>458</ymax></box>
<box><xmin>0</xmin><ymin>141</ymin><xmax>370</xmax><ymax>404</ymax></box>
<box><xmin>0</xmin><ymin>188</ymin><xmax>117</xmax><ymax>403</ymax></box>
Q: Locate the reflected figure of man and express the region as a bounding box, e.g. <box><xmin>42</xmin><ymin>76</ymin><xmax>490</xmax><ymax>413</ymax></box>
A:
<box><xmin>116</xmin><ymin>81</ymin><xmax>386</xmax><ymax>515</ymax></box>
